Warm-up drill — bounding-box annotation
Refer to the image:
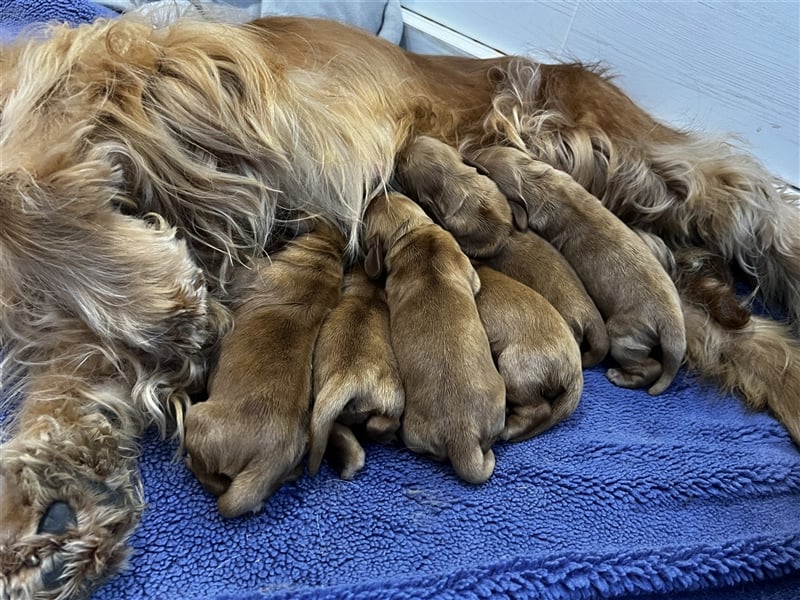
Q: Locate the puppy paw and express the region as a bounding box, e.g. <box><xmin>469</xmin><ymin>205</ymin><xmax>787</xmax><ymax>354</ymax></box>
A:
<box><xmin>184</xmin><ymin>400</ymin><xmax>307</xmax><ymax>518</ymax></box>
<box><xmin>0</xmin><ymin>417</ymin><xmax>143</xmax><ymax>600</ymax></box>
<box><xmin>324</xmin><ymin>424</ymin><xmax>366</xmax><ymax>480</ymax></box>
<box><xmin>502</xmin><ymin>402</ymin><xmax>552</xmax><ymax>443</ymax></box>
<box><xmin>605</xmin><ymin>361</ymin><xmax>662</xmax><ymax>390</ymax></box>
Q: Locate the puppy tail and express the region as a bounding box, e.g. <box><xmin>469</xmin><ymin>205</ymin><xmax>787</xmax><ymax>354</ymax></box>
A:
<box><xmin>683</xmin><ymin>302</ymin><xmax>800</xmax><ymax>445</ymax></box>
<box><xmin>647</xmin><ymin>318</ymin><xmax>687</xmax><ymax>396</ymax></box>
<box><xmin>308</xmin><ymin>380</ymin><xmax>357</xmax><ymax>476</ymax></box>
<box><xmin>581</xmin><ymin>317</ymin><xmax>610</xmax><ymax>368</ymax></box>
<box><xmin>448</xmin><ymin>438</ymin><xmax>496</xmax><ymax>484</ymax></box>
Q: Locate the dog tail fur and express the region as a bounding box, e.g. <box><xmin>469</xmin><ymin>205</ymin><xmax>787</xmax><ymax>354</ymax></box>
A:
<box><xmin>683</xmin><ymin>304</ymin><xmax>800</xmax><ymax>446</ymax></box>
<box><xmin>308</xmin><ymin>378</ymin><xmax>357</xmax><ymax>476</ymax></box>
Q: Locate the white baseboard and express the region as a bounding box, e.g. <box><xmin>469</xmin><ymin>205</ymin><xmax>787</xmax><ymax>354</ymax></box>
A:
<box><xmin>400</xmin><ymin>8</ymin><xmax>504</xmax><ymax>58</ymax></box>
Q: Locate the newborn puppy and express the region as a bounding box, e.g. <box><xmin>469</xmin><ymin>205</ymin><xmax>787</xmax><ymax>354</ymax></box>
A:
<box><xmin>363</xmin><ymin>192</ymin><xmax>505</xmax><ymax>484</ymax></box>
<box><xmin>184</xmin><ymin>221</ymin><xmax>345</xmax><ymax>518</ymax></box>
<box><xmin>475</xmin><ymin>265</ymin><xmax>584</xmax><ymax>441</ymax></box>
<box><xmin>394</xmin><ymin>136</ymin><xmax>606</xmax><ymax>366</ymax></box>
<box><xmin>308</xmin><ymin>264</ymin><xmax>405</xmax><ymax>477</ymax></box>
<box><xmin>470</xmin><ymin>146</ymin><xmax>686</xmax><ymax>395</ymax></box>
<box><xmin>394</xmin><ymin>135</ymin><xmax>513</xmax><ymax>259</ymax></box>
<box><xmin>487</xmin><ymin>230</ymin><xmax>608</xmax><ymax>367</ymax></box>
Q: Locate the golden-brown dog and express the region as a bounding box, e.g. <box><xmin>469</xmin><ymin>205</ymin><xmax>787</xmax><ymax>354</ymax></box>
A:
<box><xmin>183</xmin><ymin>221</ymin><xmax>345</xmax><ymax>518</ymax></box>
<box><xmin>308</xmin><ymin>264</ymin><xmax>405</xmax><ymax>477</ymax></box>
<box><xmin>470</xmin><ymin>146</ymin><xmax>686</xmax><ymax>395</ymax></box>
<box><xmin>486</xmin><ymin>231</ymin><xmax>609</xmax><ymax>367</ymax></box>
<box><xmin>363</xmin><ymin>192</ymin><xmax>505</xmax><ymax>484</ymax></box>
<box><xmin>2</xmin><ymin>13</ymin><xmax>799</xmax><ymax>599</ymax></box>
<box><xmin>474</xmin><ymin>266</ymin><xmax>584</xmax><ymax>441</ymax></box>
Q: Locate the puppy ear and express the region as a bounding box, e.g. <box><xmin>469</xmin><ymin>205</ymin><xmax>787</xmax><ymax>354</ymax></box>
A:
<box><xmin>462</xmin><ymin>157</ymin><xmax>491</xmax><ymax>177</ymax></box>
<box><xmin>364</xmin><ymin>239</ymin><xmax>384</xmax><ymax>280</ymax></box>
<box><xmin>508</xmin><ymin>197</ymin><xmax>529</xmax><ymax>231</ymax></box>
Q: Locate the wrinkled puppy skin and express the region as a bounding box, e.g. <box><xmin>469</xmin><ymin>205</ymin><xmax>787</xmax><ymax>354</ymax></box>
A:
<box><xmin>184</xmin><ymin>221</ymin><xmax>345</xmax><ymax>518</ymax></box>
<box><xmin>394</xmin><ymin>135</ymin><xmax>514</xmax><ymax>259</ymax></box>
<box><xmin>363</xmin><ymin>192</ymin><xmax>505</xmax><ymax>484</ymax></box>
<box><xmin>475</xmin><ymin>266</ymin><xmax>584</xmax><ymax>441</ymax></box>
<box><xmin>487</xmin><ymin>230</ymin><xmax>609</xmax><ymax>368</ymax></box>
<box><xmin>471</xmin><ymin>147</ymin><xmax>686</xmax><ymax>395</ymax></box>
<box><xmin>308</xmin><ymin>264</ymin><xmax>405</xmax><ymax>477</ymax></box>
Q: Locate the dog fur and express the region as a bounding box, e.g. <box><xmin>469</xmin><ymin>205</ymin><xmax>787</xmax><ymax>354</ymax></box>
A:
<box><xmin>635</xmin><ymin>230</ymin><xmax>800</xmax><ymax>444</ymax></box>
<box><xmin>468</xmin><ymin>146</ymin><xmax>686</xmax><ymax>395</ymax></box>
<box><xmin>322</xmin><ymin>423</ymin><xmax>367</xmax><ymax>481</ymax></box>
<box><xmin>183</xmin><ymin>221</ymin><xmax>345</xmax><ymax>518</ymax></box>
<box><xmin>308</xmin><ymin>264</ymin><xmax>405</xmax><ymax>477</ymax></box>
<box><xmin>486</xmin><ymin>230</ymin><xmax>609</xmax><ymax>367</ymax></box>
<box><xmin>474</xmin><ymin>266</ymin><xmax>584</xmax><ymax>441</ymax></box>
<box><xmin>363</xmin><ymin>192</ymin><xmax>505</xmax><ymax>484</ymax></box>
<box><xmin>393</xmin><ymin>135</ymin><xmax>607</xmax><ymax>367</ymax></box>
<box><xmin>394</xmin><ymin>135</ymin><xmax>514</xmax><ymax>259</ymax></box>
<box><xmin>1</xmin><ymin>13</ymin><xmax>799</xmax><ymax>599</ymax></box>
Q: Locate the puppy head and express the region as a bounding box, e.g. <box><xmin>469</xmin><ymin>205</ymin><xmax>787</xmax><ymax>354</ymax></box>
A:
<box><xmin>362</xmin><ymin>192</ymin><xmax>431</xmax><ymax>279</ymax></box>
<box><xmin>395</xmin><ymin>136</ymin><xmax>516</xmax><ymax>259</ymax></box>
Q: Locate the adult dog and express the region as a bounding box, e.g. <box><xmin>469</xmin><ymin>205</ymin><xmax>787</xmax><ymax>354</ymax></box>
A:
<box><xmin>1</xmin><ymin>13</ymin><xmax>798</xmax><ymax>600</ymax></box>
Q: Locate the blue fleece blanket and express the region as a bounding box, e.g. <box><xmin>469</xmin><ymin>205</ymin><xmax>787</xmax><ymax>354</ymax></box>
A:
<box><xmin>1</xmin><ymin>2</ymin><xmax>799</xmax><ymax>600</ymax></box>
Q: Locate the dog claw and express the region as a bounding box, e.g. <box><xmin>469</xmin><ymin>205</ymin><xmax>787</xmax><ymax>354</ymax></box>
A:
<box><xmin>36</xmin><ymin>502</ymin><xmax>77</xmax><ymax>536</ymax></box>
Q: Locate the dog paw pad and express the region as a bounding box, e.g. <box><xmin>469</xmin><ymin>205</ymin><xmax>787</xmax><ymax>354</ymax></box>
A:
<box><xmin>36</xmin><ymin>501</ymin><xmax>77</xmax><ymax>536</ymax></box>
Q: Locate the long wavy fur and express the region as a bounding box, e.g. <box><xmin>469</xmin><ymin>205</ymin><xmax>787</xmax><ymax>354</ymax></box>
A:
<box><xmin>477</xmin><ymin>58</ymin><xmax>800</xmax><ymax>332</ymax></box>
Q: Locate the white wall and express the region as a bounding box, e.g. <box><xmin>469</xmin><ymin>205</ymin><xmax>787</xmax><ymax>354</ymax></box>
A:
<box><xmin>401</xmin><ymin>1</ymin><xmax>800</xmax><ymax>186</ymax></box>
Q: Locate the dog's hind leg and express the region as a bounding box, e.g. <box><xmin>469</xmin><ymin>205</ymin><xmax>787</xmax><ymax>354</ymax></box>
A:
<box><xmin>0</xmin><ymin>340</ymin><xmax>145</xmax><ymax>599</ymax></box>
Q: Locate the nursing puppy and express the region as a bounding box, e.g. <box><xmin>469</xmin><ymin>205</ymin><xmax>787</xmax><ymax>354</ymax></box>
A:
<box><xmin>394</xmin><ymin>135</ymin><xmax>514</xmax><ymax>259</ymax></box>
<box><xmin>475</xmin><ymin>266</ymin><xmax>584</xmax><ymax>441</ymax></box>
<box><xmin>184</xmin><ymin>221</ymin><xmax>345</xmax><ymax>518</ymax></box>
<box><xmin>486</xmin><ymin>231</ymin><xmax>609</xmax><ymax>367</ymax></box>
<box><xmin>470</xmin><ymin>146</ymin><xmax>686</xmax><ymax>395</ymax></box>
<box><xmin>363</xmin><ymin>192</ymin><xmax>505</xmax><ymax>484</ymax></box>
<box><xmin>308</xmin><ymin>264</ymin><xmax>405</xmax><ymax>477</ymax></box>
<box><xmin>394</xmin><ymin>136</ymin><xmax>607</xmax><ymax>367</ymax></box>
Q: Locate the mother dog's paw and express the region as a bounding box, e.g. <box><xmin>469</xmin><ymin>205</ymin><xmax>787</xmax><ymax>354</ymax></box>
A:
<box><xmin>0</xmin><ymin>421</ymin><xmax>143</xmax><ymax>600</ymax></box>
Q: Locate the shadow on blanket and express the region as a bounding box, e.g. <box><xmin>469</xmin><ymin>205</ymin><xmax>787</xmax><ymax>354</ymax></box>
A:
<box><xmin>0</xmin><ymin>2</ymin><xmax>798</xmax><ymax>600</ymax></box>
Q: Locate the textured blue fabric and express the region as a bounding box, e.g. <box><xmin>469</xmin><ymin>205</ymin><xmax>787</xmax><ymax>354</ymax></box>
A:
<box><xmin>92</xmin><ymin>367</ymin><xmax>800</xmax><ymax>600</ymax></box>
<box><xmin>2</xmin><ymin>3</ymin><xmax>799</xmax><ymax>600</ymax></box>
<box><xmin>0</xmin><ymin>0</ymin><xmax>116</xmax><ymax>41</ymax></box>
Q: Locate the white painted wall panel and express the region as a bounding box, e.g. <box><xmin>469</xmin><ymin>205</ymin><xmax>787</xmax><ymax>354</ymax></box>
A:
<box><xmin>401</xmin><ymin>1</ymin><xmax>800</xmax><ymax>185</ymax></box>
